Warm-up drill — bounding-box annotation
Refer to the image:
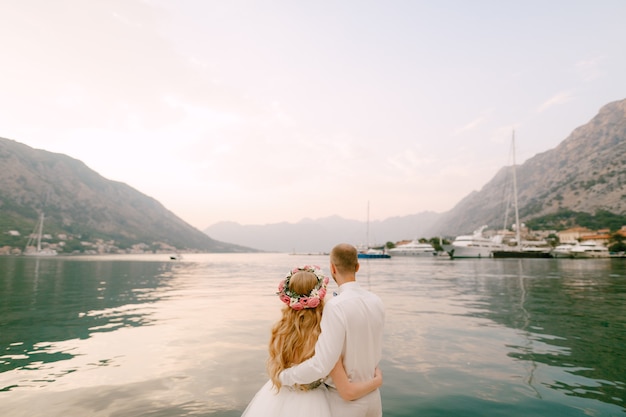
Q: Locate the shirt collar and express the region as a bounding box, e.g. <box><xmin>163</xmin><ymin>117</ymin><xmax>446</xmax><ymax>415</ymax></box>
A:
<box><xmin>338</xmin><ymin>281</ymin><xmax>359</xmax><ymax>294</ymax></box>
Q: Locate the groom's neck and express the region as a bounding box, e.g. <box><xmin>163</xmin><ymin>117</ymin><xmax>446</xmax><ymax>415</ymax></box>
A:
<box><xmin>336</xmin><ymin>275</ymin><xmax>356</xmax><ymax>286</ymax></box>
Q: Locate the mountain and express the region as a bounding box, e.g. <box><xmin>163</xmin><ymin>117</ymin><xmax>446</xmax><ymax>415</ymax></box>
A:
<box><xmin>205</xmin><ymin>212</ymin><xmax>441</xmax><ymax>253</ymax></box>
<box><xmin>427</xmin><ymin>98</ymin><xmax>626</xmax><ymax>236</ymax></box>
<box><xmin>0</xmin><ymin>138</ymin><xmax>253</xmax><ymax>253</ymax></box>
<box><xmin>206</xmin><ymin>98</ymin><xmax>626</xmax><ymax>251</ymax></box>
<box><xmin>4</xmin><ymin>99</ymin><xmax>624</xmax><ymax>254</ymax></box>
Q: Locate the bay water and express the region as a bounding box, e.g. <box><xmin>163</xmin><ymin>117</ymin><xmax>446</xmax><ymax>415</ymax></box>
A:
<box><xmin>1</xmin><ymin>254</ymin><xmax>624</xmax><ymax>416</ymax></box>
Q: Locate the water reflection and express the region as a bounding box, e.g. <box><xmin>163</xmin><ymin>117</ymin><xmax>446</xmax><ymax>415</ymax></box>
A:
<box><xmin>468</xmin><ymin>259</ymin><xmax>626</xmax><ymax>408</ymax></box>
<box><xmin>1</xmin><ymin>253</ymin><xmax>300</xmax><ymax>416</ymax></box>
<box><xmin>0</xmin><ymin>257</ymin><xmax>175</xmax><ymax>380</ymax></box>
<box><xmin>354</xmin><ymin>257</ymin><xmax>626</xmax><ymax>415</ymax></box>
<box><xmin>1</xmin><ymin>254</ymin><xmax>625</xmax><ymax>416</ymax></box>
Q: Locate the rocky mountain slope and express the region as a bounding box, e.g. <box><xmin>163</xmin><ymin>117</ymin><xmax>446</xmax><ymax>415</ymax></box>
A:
<box><xmin>0</xmin><ymin>138</ymin><xmax>250</xmax><ymax>252</ymax></box>
<box><xmin>427</xmin><ymin>98</ymin><xmax>626</xmax><ymax>236</ymax></box>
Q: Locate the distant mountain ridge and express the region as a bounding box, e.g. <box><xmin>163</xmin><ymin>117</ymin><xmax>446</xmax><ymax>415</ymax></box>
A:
<box><xmin>0</xmin><ymin>138</ymin><xmax>251</xmax><ymax>253</ymax></box>
<box><xmin>206</xmin><ymin>99</ymin><xmax>626</xmax><ymax>252</ymax></box>
<box><xmin>205</xmin><ymin>212</ymin><xmax>441</xmax><ymax>253</ymax></box>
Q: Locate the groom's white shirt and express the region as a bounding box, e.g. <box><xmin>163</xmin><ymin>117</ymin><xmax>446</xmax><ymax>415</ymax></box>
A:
<box><xmin>279</xmin><ymin>281</ymin><xmax>385</xmax><ymax>390</ymax></box>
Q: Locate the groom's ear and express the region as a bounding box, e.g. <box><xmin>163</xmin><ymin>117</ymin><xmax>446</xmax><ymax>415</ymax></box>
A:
<box><xmin>330</xmin><ymin>263</ymin><xmax>337</xmax><ymax>275</ymax></box>
<box><xmin>355</xmin><ymin>263</ymin><xmax>360</xmax><ymax>273</ymax></box>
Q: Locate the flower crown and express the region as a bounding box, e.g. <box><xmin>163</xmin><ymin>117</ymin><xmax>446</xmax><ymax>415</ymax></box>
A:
<box><xmin>277</xmin><ymin>265</ymin><xmax>330</xmax><ymax>311</ymax></box>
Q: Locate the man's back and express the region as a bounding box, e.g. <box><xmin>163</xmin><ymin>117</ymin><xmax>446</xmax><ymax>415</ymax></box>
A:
<box><xmin>327</xmin><ymin>282</ymin><xmax>384</xmax><ymax>383</ymax></box>
<box><xmin>324</xmin><ymin>281</ymin><xmax>384</xmax><ymax>417</ymax></box>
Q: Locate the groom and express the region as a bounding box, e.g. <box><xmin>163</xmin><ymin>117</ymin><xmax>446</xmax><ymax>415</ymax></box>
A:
<box><xmin>280</xmin><ymin>243</ymin><xmax>385</xmax><ymax>417</ymax></box>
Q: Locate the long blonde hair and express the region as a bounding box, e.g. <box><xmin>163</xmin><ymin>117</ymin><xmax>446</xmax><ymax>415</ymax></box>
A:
<box><xmin>267</xmin><ymin>271</ymin><xmax>324</xmax><ymax>390</ymax></box>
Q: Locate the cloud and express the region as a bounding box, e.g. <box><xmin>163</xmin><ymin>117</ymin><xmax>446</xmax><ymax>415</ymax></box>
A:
<box><xmin>537</xmin><ymin>92</ymin><xmax>574</xmax><ymax>113</ymax></box>
<box><xmin>454</xmin><ymin>109</ymin><xmax>494</xmax><ymax>135</ymax></box>
<box><xmin>575</xmin><ymin>57</ymin><xmax>605</xmax><ymax>82</ymax></box>
<box><xmin>386</xmin><ymin>148</ymin><xmax>433</xmax><ymax>178</ymax></box>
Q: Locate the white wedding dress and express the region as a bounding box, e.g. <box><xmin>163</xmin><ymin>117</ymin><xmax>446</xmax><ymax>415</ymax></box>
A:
<box><xmin>241</xmin><ymin>380</ymin><xmax>331</xmax><ymax>417</ymax></box>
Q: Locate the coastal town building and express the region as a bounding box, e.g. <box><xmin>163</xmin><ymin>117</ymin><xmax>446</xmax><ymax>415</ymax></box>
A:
<box><xmin>557</xmin><ymin>227</ymin><xmax>594</xmax><ymax>243</ymax></box>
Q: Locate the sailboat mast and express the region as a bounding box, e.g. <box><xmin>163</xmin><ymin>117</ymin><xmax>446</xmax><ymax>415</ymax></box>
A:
<box><xmin>36</xmin><ymin>212</ymin><xmax>44</xmax><ymax>252</ymax></box>
<box><xmin>511</xmin><ymin>131</ymin><xmax>521</xmax><ymax>249</ymax></box>
<box><xmin>366</xmin><ymin>200</ymin><xmax>370</xmax><ymax>247</ymax></box>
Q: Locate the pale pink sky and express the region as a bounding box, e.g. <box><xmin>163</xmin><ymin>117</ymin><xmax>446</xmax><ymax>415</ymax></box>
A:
<box><xmin>1</xmin><ymin>0</ymin><xmax>624</xmax><ymax>229</ymax></box>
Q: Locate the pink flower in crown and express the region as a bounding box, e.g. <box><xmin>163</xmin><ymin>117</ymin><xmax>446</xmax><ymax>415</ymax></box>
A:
<box><xmin>279</xmin><ymin>294</ymin><xmax>291</xmax><ymax>305</ymax></box>
<box><xmin>323</xmin><ymin>277</ymin><xmax>329</xmax><ymax>285</ymax></box>
<box><xmin>278</xmin><ymin>281</ymin><xmax>285</xmax><ymax>292</ymax></box>
<box><xmin>299</xmin><ymin>296</ymin><xmax>309</xmax><ymax>307</ymax></box>
<box><xmin>307</xmin><ymin>297</ymin><xmax>320</xmax><ymax>308</ymax></box>
<box><xmin>318</xmin><ymin>288</ymin><xmax>327</xmax><ymax>299</ymax></box>
<box><xmin>291</xmin><ymin>301</ymin><xmax>304</xmax><ymax>310</ymax></box>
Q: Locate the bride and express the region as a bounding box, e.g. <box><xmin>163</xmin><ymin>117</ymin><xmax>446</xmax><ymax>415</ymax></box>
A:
<box><xmin>241</xmin><ymin>265</ymin><xmax>382</xmax><ymax>417</ymax></box>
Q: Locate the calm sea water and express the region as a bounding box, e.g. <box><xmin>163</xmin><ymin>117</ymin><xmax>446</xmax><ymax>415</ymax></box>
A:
<box><xmin>1</xmin><ymin>254</ymin><xmax>625</xmax><ymax>417</ymax></box>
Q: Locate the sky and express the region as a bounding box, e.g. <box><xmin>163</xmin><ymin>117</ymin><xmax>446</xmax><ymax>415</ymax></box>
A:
<box><xmin>1</xmin><ymin>1</ymin><xmax>625</xmax><ymax>230</ymax></box>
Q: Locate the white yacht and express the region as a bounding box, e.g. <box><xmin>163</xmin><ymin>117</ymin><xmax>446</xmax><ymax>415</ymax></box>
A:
<box><xmin>357</xmin><ymin>248</ymin><xmax>391</xmax><ymax>259</ymax></box>
<box><xmin>551</xmin><ymin>243</ymin><xmax>577</xmax><ymax>258</ymax></box>
<box><xmin>445</xmin><ymin>226</ymin><xmax>504</xmax><ymax>259</ymax></box>
<box><xmin>388</xmin><ymin>240</ymin><xmax>437</xmax><ymax>257</ymax></box>
<box><xmin>569</xmin><ymin>241</ymin><xmax>610</xmax><ymax>258</ymax></box>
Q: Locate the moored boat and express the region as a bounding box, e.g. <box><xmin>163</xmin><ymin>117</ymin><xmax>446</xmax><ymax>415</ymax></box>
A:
<box><xmin>389</xmin><ymin>240</ymin><xmax>436</xmax><ymax>257</ymax></box>
<box><xmin>444</xmin><ymin>226</ymin><xmax>504</xmax><ymax>259</ymax></box>
<box><xmin>490</xmin><ymin>132</ymin><xmax>552</xmax><ymax>259</ymax></box>
<box><xmin>356</xmin><ymin>202</ymin><xmax>390</xmax><ymax>259</ymax></box>
<box><xmin>551</xmin><ymin>243</ymin><xmax>577</xmax><ymax>258</ymax></box>
<box><xmin>569</xmin><ymin>241</ymin><xmax>610</xmax><ymax>258</ymax></box>
<box><xmin>23</xmin><ymin>212</ymin><xmax>58</xmax><ymax>257</ymax></box>
<box><xmin>492</xmin><ymin>247</ymin><xmax>553</xmax><ymax>258</ymax></box>
<box><xmin>357</xmin><ymin>248</ymin><xmax>391</xmax><ymax>259</ymax></box>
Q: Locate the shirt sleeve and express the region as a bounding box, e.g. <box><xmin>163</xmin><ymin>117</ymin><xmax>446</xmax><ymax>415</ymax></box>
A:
<box><xmin>279</xmin><ymin>301</ymin><xmax>346</xmax><ymax>385</ymax></box>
